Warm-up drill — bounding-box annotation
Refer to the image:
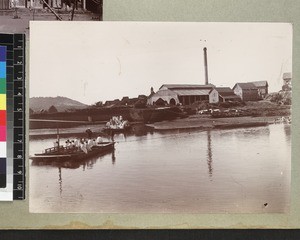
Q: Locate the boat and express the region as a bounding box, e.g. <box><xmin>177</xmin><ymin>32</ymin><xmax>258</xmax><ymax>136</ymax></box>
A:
<box><xmin>30</xmin><ymin>141</ymin><xmax>115</xmax><ymax>161</ymax></box>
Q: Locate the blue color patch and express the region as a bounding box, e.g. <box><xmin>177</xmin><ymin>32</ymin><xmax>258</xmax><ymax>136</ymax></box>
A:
<box><xmin>0</xmin><ymin>62</ymin><xmax>6</xmax><ymax>78</ymax></box>
<box><xmin>0</xmin><ymin>46</ymin><xmax>6</xmax><ymax>62</ymax></box>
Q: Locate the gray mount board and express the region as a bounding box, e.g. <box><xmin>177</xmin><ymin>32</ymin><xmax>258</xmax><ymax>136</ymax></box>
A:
<box><xmin>0</xmin><ymin>0</ymin><xmax>299</xmax><ymax>229</ymax></box>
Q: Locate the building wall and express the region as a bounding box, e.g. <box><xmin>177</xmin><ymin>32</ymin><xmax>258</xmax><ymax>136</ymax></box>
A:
<box><xmin>234</xmin><ymin>85</ymin><xmax>258</xmax><ymax>101</ymax></box>
<box><xmin>0</xmin><ymin>0</ymin><xmax>10</xmax><ymax>9</ymax></box>
<box><xmin>147</xmin><ymin>91</ymin><xmax>179</xmax><ymax>105</ymax></box>
<box><xmin>209</xmin><ymin>89</ymin><xmax>219</xmax><ymax>103</ymax></box>
<box><xmin>257</xmin><ymin>87</ymin><xmax>268</xmax><ymax>99</ymax></box>
<box><xmin>233</xmin><ymin>85</ymin><xmax>243</xmax><ymax>100</ymax></box>
<box><xmin>242</xmin><ymin>89</ymin><xmax>259</xmax><ymax>101</ymax></box>
<box><xmin>178</xmin><ymin>95</ymin><xmax>209</xmax><ymax>105</ymax></box>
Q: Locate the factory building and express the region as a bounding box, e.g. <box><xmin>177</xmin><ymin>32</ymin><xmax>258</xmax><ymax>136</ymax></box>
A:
<box><xmin>147</xmin><ymin>84</ymin><xmax>215</xmax><ymax>106</ymax></box>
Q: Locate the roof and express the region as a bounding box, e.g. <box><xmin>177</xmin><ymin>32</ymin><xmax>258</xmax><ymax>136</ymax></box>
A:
<box><xmin>234</xmin><ymin>83</ymin><xmax>258</xmax><ymax>90</ymax></box>
<box><xmin>214</xmin><ymin>87</ymin><xmax>234</xmax><ymax>94</ymax></box>
<box><xmin>250</xmin><ymin>81</ymin><xmax>268</xmax><ymax>87</ymax></box>
<box><xmin>211</xmin><ymin>87</ymin><xmax>240</xmax><ymax>99</ymax></box>
<box><xmin>149</xmin><ymin>89</ymin><xmax>178</xmax><ymax>98</ymax></box>
<box><xmin>172</xmin><ymin>89</ymin><xmax>211</xmax><ymax>96</ymax></box>
<box><xmin>160</xmin><ymin>84</ymin><xmax>215</xmax><ymax>90</ymax></box>
<box><xmin>283</xmin><ymin>72</ymin><xmax>292</xmax><ymax>79</ymax></box>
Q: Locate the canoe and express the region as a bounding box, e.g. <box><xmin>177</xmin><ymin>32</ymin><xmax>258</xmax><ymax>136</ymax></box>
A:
<box><xmin>30</xmin><ymin>142</ymin><xmax>115</xmax><ymax>161</ymax></box>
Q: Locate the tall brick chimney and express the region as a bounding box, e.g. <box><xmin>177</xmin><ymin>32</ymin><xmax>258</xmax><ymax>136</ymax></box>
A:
<box><xmin>203</xmin><ymin>47</ymin><xmax>209</xmax><ymax>85</ymax></box>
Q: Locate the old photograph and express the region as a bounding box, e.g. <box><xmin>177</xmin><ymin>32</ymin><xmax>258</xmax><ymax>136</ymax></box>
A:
<box><xmin>0</xmin><ymin>0</ymin><xmax>103</xmax><ymax>36</ymax></box>
<box><xmin>29</xmin><ymin>22</ymin><xmax>292</xmax><ymax>213</ymax></box>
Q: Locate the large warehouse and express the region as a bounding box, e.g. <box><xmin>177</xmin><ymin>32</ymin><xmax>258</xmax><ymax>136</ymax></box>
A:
<box><xmin>147</xmin><ymin>84</ymin><xmax>215</xmax><ymax>106</ymax></box>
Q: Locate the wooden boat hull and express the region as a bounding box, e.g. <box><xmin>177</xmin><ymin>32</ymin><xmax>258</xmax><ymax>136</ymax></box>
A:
<box><xmin>30</xmin><ymin>142</ymin><xmax>115</xmax><ymax>161</ymax></box>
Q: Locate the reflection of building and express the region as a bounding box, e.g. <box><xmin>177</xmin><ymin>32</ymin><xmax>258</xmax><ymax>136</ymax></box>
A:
<box><xmin>147</xmin><ymin>84</ymin><xmax>215</xmax><ymax>106</ymax></box>
<box><xmin>209</xmin><ymin>87</ymin><xmax>241</xmax><ymax>104</ymax></box>
<box><xmin>233</xmin><ymin>83</ymin><xmax>259</xmax><ymax>101</ymax></box>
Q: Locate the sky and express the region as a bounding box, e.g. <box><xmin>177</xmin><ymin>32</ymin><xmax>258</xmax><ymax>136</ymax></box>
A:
<box><xmin>30</xmin><ymin>22</ymin><xmax>292</xmax><ymax>105</ymax></box>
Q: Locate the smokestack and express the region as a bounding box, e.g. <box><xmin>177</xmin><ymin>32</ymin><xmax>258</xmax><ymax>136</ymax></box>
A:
<box><xmin>203</xmin><ymin>47</ymin><xmax>209</xmax><ymax>85</ymax></box>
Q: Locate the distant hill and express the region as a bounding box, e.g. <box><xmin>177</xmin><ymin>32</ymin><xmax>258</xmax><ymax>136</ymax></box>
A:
<box><xmin>30</xmin><ymin>96</ymin><xmax>88</xmax><ymax>112</ymax></box>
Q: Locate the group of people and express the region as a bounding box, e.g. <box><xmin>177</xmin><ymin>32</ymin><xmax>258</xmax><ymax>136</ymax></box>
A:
<box><xmin>54</xmin><ymin>135</ymin><xmax>103</xmax><ymax>154</ymax></box>
<box><xmin>106</xmin><ymin>116</ymin><xmax>129</xmax><ymax>129</ymax></box>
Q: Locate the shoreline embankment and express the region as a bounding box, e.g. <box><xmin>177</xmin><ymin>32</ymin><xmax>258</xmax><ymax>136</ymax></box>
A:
<box><xmin>29</xmin><ymin>114</ymin><xmax>288</xmax><ymax>140</ymax></box>
<box><xmin>146</xmin><ymin>115</ymin><xmax>279</xmax><ymax>131</ymax></box>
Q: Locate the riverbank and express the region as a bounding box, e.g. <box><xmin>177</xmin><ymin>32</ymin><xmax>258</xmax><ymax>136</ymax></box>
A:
<box><xmin>146</xmin><ymin>115</ymin><xmax>283</xmax><ymax>131</ymax></box>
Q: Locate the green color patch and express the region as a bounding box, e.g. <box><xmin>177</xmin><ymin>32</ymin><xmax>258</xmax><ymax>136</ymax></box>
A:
<box><xmin>0</xmin><ymin>79</ymin><xmax>6</xmax><ymax>94</ymax></box>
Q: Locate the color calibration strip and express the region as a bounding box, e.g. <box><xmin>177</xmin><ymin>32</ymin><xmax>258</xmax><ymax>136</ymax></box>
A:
<box><xmin>0</xmin><ymin>33</ymin><xmax>26</xmax><ymax>200</ymax></box>
<box><xmin>0</xmin><ymin>46</ymin><xmax>7</xmax><ymax>189</ymax></box>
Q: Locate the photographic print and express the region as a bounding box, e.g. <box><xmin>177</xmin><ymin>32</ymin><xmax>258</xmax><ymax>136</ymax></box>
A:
<box><xmin>0</xmin><ymin>0</ymin><xmax>103</xmax><ymax>36</ymax></box>
<box><xmin>29</xmin><ymin>22</ymin><xmax>292</xmax><ymax>213</ymax></box>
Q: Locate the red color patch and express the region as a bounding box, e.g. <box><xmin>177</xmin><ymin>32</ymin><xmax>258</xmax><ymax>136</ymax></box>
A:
<box><xmin>0</xmin><ymin>110</ymin><xmax>6</xmax><ymax>126</ymax></box>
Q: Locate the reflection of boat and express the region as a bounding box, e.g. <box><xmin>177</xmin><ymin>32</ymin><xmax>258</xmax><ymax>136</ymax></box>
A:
<box><xmin>102</xmin><ymin>126</ymin><xmax>131</xmax><ymax>134</ymax></box>
<box><xmin>31</xmin><ymin>149</ymin><xmax>116</xmax><ymax>169</ymax></box>
<box><xmin>30</xmin><ymin>142</ymin><xmax>115</xmax><ymax>161</ymax></box>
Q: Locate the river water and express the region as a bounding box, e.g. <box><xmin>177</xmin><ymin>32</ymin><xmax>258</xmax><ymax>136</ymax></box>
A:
<box><xmin>29</xmin><ymin>124</ymin><xmax>291</xmax><ymax>213</ymax></box>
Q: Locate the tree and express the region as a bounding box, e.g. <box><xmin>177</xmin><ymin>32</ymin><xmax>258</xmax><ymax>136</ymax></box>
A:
<box><xmin>48</xmin><ymin>105</ymin><xmax>58</xmax><ymax>113</ymax></box>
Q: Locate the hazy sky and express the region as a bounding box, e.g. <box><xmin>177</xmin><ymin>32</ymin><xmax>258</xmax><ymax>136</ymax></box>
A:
<box><xmin>30</xmin><ymin>22</ymin><xmax>292</xmax><ymax>105</ymax></box>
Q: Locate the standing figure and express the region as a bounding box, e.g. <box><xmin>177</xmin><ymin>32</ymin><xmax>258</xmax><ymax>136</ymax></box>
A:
<box><xmin>86</xmin><ymin>128</ymin><xmax>93</xmax><ymax>139</ymax></box>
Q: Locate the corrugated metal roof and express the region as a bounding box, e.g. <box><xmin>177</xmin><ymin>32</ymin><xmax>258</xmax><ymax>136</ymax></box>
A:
<box><xmin>250</xmin><ymin>81</ymin><xmax>268</xmax><ymax>87</ymax></box>
<box><xmin>235</xmin><ymin>83</ymin><xmax>257</xmax><ymax>90</ymax></box>
<box><xmin>215</xmin><ymin>87</ymin><xmax>233</xmax><ymax>93</ymax></box>
<box><xmin>150</xmin><ymin>89</ymin><xmax>178</xmax><ymax>97</ymax></box>
<box><xmin>160</xmin><ymin>84</ymin><xmax>215</xmax><ymax>90</ymax></box>
<box><xmin>172</xmin><ymin>89</ymin><xmax>211</xmax><ymax>96</ymax></box>
<box><xmin>283</xmin><ymin>72</ymin><xmax>292</xmax><ymax>79</ymax></box>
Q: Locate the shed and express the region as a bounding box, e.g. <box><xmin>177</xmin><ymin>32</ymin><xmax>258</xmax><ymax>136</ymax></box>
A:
<box><xmin>209</xmin><ymin>87</ymin><xmax>241</xmax><ymax>103</ymax></box>
<box><xmin>233</xmin><ymin>83</ymin><xmax>259</xmax><ymax>101</ymax></box>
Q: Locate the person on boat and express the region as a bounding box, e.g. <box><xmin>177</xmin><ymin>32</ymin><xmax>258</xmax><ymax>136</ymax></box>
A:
<box><xmin>87</xmin><ymin>139</ymin><xmax>93</xmax><ymax>151</ymax></box>
<box><xmin>80</xmin><ymin>141</ymin><xmax>88</xmax><ymax>154</ymax></box>
<box><xmin>54</xmin><ymin>140</ymin><xmax>59</xmax><ymax>148</ymax></box>
<box><xmin>86</xmin><ymin>128</ymin><xmax>93</xmax><ymax>139</ymax></box>
<box><xmin>96</xmin><ymin>136</ymin><xmax>103</xmax><ymax>144</ymax></box>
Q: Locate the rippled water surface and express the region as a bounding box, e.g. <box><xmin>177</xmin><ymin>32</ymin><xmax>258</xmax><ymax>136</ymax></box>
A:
<box><xmin>29</xmin><ymin>124</ymin><xmax>291</xmax><ymax>213</ymax></box>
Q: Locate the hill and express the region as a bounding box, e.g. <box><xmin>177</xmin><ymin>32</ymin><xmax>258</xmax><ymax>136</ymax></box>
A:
<box><xmin>30</xmin><ymin>96</ymin><xmax>88</xmax><ymax>112</ymax></box>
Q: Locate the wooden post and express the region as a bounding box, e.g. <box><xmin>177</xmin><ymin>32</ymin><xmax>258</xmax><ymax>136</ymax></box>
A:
<box><xmin>99</xmin><ymin>0</ymin><xmax>103</xmax><ymax>21</ymax></box>
<box><xmin>56</xmin><ymin>126</ymin><xmax>60</xmax><ymax>152</ymax></box>
<box><xmin>70</xmin><ymin>0</ymin><xmax>75</xmax><ymax>20</ymax></box>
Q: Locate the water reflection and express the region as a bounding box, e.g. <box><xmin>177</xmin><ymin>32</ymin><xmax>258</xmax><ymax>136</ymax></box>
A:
<box><xmin>206</xmin><ymin>131</ymin><xmax>213</xmax><ymax>180</ymax></box>
<box><xmin>31</xmin><ymin>149</ymin><xmax>116</xmax><ymax>170</ymax></box>
<box><xmin>30</xmin><ymin>124</ymin><xmax>291</xmax><ymax>213</ymax></box>
<box><xmin>58</xmin><ymin>167</ymin><xmax>62</xmax><ymax>197</ymax></box>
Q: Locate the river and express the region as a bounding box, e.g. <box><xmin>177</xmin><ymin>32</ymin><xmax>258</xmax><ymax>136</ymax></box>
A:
<box><xmin>29</xmin><ymin>124</ymin><xmax>291</xmax><ymax>213</ymax></box>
